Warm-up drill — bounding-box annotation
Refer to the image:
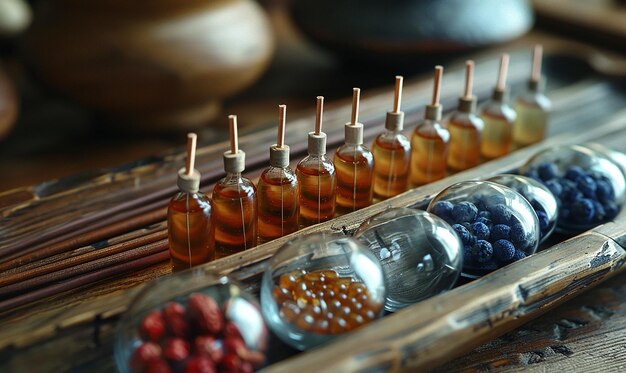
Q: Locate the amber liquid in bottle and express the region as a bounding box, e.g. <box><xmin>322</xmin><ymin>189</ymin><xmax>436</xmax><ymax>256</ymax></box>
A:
<box><xmin>372</xmin><ymin>132</ymin><xmax>410</xmax><ymax>199</ymax></box>
<box><xmin>257</xmin><ymin>166</ymin><xmax>298</xmax><ymax>243</ymax></box>
<box><xmin>480</xmin><ymin>100</ymin><xmax>516</xmax><ymax>159</ymax></box>
<box><xmin>447</xmin><ymin>112</ymin><xmax>483</xmax><ymax>172</ymax></box>
<box><xmin>296</xmin><ymin>155</ymin><xmax>336</xmax><ymax>227</ymax></box>
<box><xmin>212</xmin><ymin>174</ymin><xmax>257</xmax><ymax>258</ymax></box>
<box><xmin>167</xmin><ymin>192</ymin><xmax>215</xmax><ymax>272</ymax></box>
<box><xmin>334</xmin><ymin>144</ymin><xmax>374</xmax><ymax>213</ymax></box>
<box><xmin>513</xmin><ymin>92</ymin><xmax>551</xmax><ymax>147</ymax></box>
<box><xmin>410</xmin><ymin>120</ymin><xmax>449</xmax><ymax>186</ymax></box>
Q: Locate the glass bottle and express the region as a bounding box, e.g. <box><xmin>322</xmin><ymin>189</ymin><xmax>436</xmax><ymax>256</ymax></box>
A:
<box><xmin>167</xmin><ymin>133</ymin><xmax>214</xmax><ymax>272</ymax></box>
<box><xmin>480</xmin><ymin>54</ymin><xmax>516</xmax><ymax>160</ymax></box>
<box><xmin>257</xmin><ymin>105</ymin><xmax>299</xmax><ymax>243</ymax></box>
<box><xmin>334</xmin><ymin>88</ymin><xmax>374</xmax><ymax>213</ymax></box>
<box><xmin>447</xmin><ymin>60</ymin><xmax>483</xmax><ymax>172</ymax></box>
<box><xmin>213</xmin><ymin>116</ymin><xmax>258</xmax><ymax>258</ymax></box>
<box><xmin>410</xmin><ymin>66</ymin><xmax>449</xmax><ymax>186</ymax></box>
<box><xmin>297</xmin><ymin>96</ymin><xmax>336</xmax><ymax>227</ymax></box>
<box><xmin>372</xmin><ymin>76</ymin><xmax>411</xmax><ymax>199</ymax></box>
<box><xmin>513</xmin><ymin>45</ymin><xmax>552</xmax><ymax>147</ymax></box>
<box><xmin>513</xmin><ymin>80</ymin><xmax>552</xmax><ymax>147</ymax></box>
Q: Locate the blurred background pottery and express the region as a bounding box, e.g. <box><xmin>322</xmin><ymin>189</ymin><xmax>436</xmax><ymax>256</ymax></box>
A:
<box><xmin>22</xmin><ymin>0</ymin><xmax>275</xmax><ymax>131</ymax></box>
<box><xmin>290</xmin><ymin>0</ymin><xmax>533</xmax><ymax>64</ymax></box>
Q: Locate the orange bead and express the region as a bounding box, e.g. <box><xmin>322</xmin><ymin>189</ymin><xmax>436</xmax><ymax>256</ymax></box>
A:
<box><xmin>279</xmin><ymin>270</ymin><xmax>306</xmax><ymax>291</ymax></box>
<box><xmin>313</xmin><ymin>319</ymin><xmax>330</xmax><ymax>334</ymax></box>
<box><xmin>329</xmin><ymin>317</ymin><xmax>348</xmax><ymax>334</ymax></box>
<box><xmin>273</xmin><ymin>286</ymin><xmax>292</xmax><ymax>303</ymax></box>
<box><xmin>279</xmin><ymin>301</ymin><xmax>301</xmax><ymax>322</ymax></box>
<box><xmin>296</xmin><ymin>311</ymin><xmax>315</xmax><ymax>331</ymax></box>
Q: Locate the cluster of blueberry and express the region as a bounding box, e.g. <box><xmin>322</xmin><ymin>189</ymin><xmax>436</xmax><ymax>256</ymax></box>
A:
<box><xmin>431</xmin><ymin>197</ymin><xmax>534</xmax><ymax>273</ymax></box>
<box><xmin>524</xmin><ymin>163</ymin><xmax>619</xmax><ymax>228</ymax></box>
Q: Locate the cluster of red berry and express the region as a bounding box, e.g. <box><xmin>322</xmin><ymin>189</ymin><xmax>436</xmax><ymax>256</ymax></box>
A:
<box><xmin>129</xmin><ymin>293</ymin><xmax>265</xmax><ymax>373</ymax></box>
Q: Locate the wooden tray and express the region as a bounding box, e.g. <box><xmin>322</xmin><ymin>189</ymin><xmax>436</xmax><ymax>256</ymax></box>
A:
<box><xmin>2</xmin><ymin>40</ymin><xmax>626</xmax><ymax>372</ymax></box>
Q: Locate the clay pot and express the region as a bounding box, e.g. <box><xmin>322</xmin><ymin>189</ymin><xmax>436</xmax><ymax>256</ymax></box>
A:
<box><xmin>23</xmin><ymin>0</ymin><xmax>275</xmax><ymax>130</ymax></box>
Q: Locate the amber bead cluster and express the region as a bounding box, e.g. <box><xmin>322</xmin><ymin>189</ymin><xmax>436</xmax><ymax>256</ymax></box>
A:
<box><xmin>272</xmin><ymin>269</ymin><xmax>382</xmax><ymax>335</ymax></box>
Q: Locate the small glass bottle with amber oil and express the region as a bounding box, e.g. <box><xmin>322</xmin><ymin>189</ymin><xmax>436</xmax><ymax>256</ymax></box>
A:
<box><xmin>212</xmin><ymin>115</ymin><xmax>258</xmax><ymax>258</ymax></box>
<box><xmin>513</xmin><ymin>45</ymin><xmax>552</xmax><ymax>147</ymax></box>
<box><xmin>167</xmin><ymin>133</ymin><xmax>215</xmax><ymax>272</ymax></box>
<box><xmin>480</xmin><ymin>54</ymin><xmax>517</xmax><ymax>160</ymax></box>
<box><xmin>297</xmin><ymin>96</ymin><xmax>336</xmax><ymax>227</ymax></box>
<box><xmin>447</xmin><ymin>60</ymin><xmax>484</xmax><ymax>172</ymax></box>
<box><xmin>372</xmin><ymin>76</ymin><xmax>410</xmax><ymax>199</ymax></box>
<box><xmin>410</xmin><ymin>65</ymin><xmax>450</xmax><ymax>186</ymax></box>
<box><xmin>257</xmin><ymin>104</ymin><xmax>299</xmax><ymax>243</ymax></box>
<box><xmin>334</xmin><ymin>88</ymin><xmax>374</xmax><ymax>213</ymax></box>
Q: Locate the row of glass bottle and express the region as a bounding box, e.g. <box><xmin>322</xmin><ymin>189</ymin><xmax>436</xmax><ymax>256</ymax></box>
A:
<box><xmin>168</xmin><ymin>50</ymin><xmax>551</xmax><ymax>272</ymax></box>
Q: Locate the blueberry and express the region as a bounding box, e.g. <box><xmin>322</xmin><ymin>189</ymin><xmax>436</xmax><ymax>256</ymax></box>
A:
<box><xmin>595</xmin><ymin>179</ymin><xmax>615</xmax><ymax>203</ymax></box>
<box><xmin>463</xmin><ymin>246</ymin><xmax>474</xmax><ymax>263</ymax></box>
<box><xmin>478</xmin><ymin>210</ymin><xmax>491</xmax><ymax>219</ymax></box>
<box><xmin>472</xmin><ymin>222</ymin><xmax>490</xmax><ymax>241</ymax></box>
<box><xmin>472</xmin><ymin>240</ymin><xmax>493</xmax><ymax>263</ymax></box>
<box><xmin>490</xmin><ymin>204</ymin><xmax>512</xmax><ymax>224</ymax></box>
<box><xmin>561</xmin><ymin>207</ymin><xmax>571</xmax><ymax>220</ymax></box>
<box><xmin>510</xmin><ymin>222</ymin><xmax>527</xmax><ymax>248</ymax></box>
<box><xmin>475</xmin><ymin>216</ymin><xmax>492</xmax><ymax>228</ymax></box>
<box><xmin>571</xmin><ymin>198</ymin><xmax>595</xmax><ymax>223</ymax></box>
<box><xmin>544</xmin><ymin>179</ymin><xmax>563</xmax><ymax>198</ymax></box>
<box><xmin>452</xmin><ymin>224</ymin><xmax>474</xmax><ymax>246</ymax></box>
<box><xmin>565</xmin><ymin>165</ymin><xmax>585</xmax><ymax>181</ymax></box>
<box><xmin>452</xmin><ymin>201</ymin><xmax>478</xmax><ymax>223</ymax></box>
<box><xmin>431</xmin><ymin>201</ymin><xmax>454</xmax><ymax>221</ymax></box>
<box><xmin>591</xmin><ymin>200</ymin><xmax>606</xmax><ymax>222</ymax></box>
<box><xmin>524</xmin><ymin>168</ymin><xmax>541</xmax><ymax>182</ymax></box>
<box><xmin>576</xmin><ymin>175</ymin><xmax>597</xmax><ymax>199</ymax></box>
<box><xmin>536</xmin><ymin>210</ymin><xmax>550</xmax><ymax>232</ymax></box>
<box><xmin>603</xmin><ymin>201</ymin><xmax>619</xmax><ymax>220</ymax></box>
<box><xmin>491</xmin><ymin>224</ymin><xmax>511</xmax><ymax>241</ymax></box>
<box><xmin>561</xmin><ymin>179</ymin><xmax>582</xmax><ymax>203</ymax></box>
<box><xmin>493</xmin><ymin>239</ymin><xmax>516</xmax><ymax>262</ymax></box>
<box><xmin>472</xmin><ymin>195</ymin><xmax>486</xmax><ymax>211</ymax></box>
<box><xmin>511</xmin><ymin>250</ymin><xmax>527</xmax><ymax>262</ymax></box>
<box><xmin>537</xmin><ymin>162</ymin><xmax>559</xmax><ymax>181</ymax></box>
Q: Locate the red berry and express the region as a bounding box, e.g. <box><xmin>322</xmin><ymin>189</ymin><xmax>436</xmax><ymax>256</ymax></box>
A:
<box><xmin>187</xmin><ymin>293</ymin><xmax>224</xmax><ymax>335</ymax></box>
<box><xmin>164</xmin><ymin>302</ymin><xmax>191</xmax><ymax>338</ymax></box>
<box><xmin>220</xmin><ymin>353</ymin><xmax>242</xmax><ymax>373</ymax></box>
<box><xmin>145</xmin><ymin>358</ymin><xmax>172</xmax><ymax>373</ymax></box>
<box><xmin>130</xmin><ymin>342</ymin><xmax>161</xmax><ymax>373</ymax></box>
<box><xmin>194</xmin><ymin>336</ymin><xmax>224</xmax><ymax>364</ymax></box>
<box><xmin>223</xmin><ymin>322</ymin><xmax>242</xmax><ymax>339</ymax></box>
<box><xmin>223</xmin><ymin>336</ymin><xmax>246</xmax><ymax>357</ymax></box>
<box><xmin>140</xmin><ymin>311</ymin><xmax>166</xmax><ymax>342</ymax></box>
<box><xmin>185</xmin><ymin>356</ymin><xmax>216</xmax><ymax>373</ymax></box>
<box><xmin>163</xmin><ymin>338</ymin><xmax>190</xmax><ymax>363</ymax></box>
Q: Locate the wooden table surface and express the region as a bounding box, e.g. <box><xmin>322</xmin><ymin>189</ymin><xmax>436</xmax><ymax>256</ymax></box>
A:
<box><xmin>3</xmin><ymin>5</ymin><xmax>626</xmax><ymax>373</ymax></box>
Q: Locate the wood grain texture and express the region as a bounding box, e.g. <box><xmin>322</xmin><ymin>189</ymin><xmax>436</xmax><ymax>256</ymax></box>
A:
<box><xmin>437</xmin><ymin>268</ymin><xmax>626</xmax><ymax>372</ymax></box>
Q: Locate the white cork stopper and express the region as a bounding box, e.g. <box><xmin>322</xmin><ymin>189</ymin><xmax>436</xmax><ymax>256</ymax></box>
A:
<box><xmin>345</xmin><ymin>123</ymin><xmax>363</xmax><ymax>145</ymax></box>
<box><xmin>308</xmin><ymin>132</ymin><xmax>327</xmax><ymax>156</ymax></box>
<box><xmin>270</xmin><ymin>144</ymin><xmax>290</xmax><ymax>168</ymax></box>
<box><xmin>223</xmin><ymin>150</ymin><xmax>245</xmax><ymax>173</ymax></box>
<box><xmin>177</xmin><ymin>168</ymin><xmax>200</xmax><ymax>193</ymax></box>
